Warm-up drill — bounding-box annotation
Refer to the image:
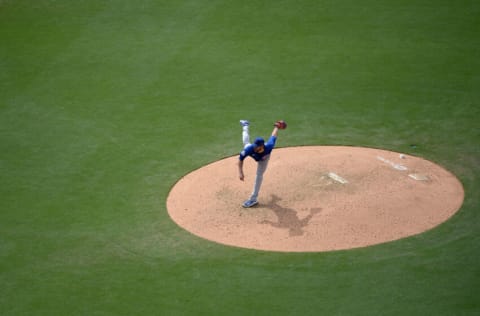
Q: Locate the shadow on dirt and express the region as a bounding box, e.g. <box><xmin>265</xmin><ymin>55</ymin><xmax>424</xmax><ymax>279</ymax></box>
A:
<box><xmin>260</xmin><ymin>194</ymin><xmax>322</xmax><ymax>236</ymax></box>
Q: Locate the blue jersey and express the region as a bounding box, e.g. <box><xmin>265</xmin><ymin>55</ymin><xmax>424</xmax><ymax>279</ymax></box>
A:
<box><xmin>239</xmin><ymin>135</ymin><xmax>277</xmax><ymax>162</ymax></box>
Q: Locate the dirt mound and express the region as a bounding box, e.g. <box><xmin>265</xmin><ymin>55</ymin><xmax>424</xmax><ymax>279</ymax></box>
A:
<box><xmin>167</xmin><ymin>146</ymin><xmax>464</xmax><ymax>252</ymax></box>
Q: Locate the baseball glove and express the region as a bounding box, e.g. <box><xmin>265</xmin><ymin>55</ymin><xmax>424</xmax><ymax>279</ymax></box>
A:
<box><xmin>274</xmin><ymin>120</ymin><xmax>287</xmax><ymax>129</ymax></box>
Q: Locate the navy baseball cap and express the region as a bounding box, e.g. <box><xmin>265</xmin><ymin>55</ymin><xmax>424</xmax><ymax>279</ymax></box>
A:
<box><xmin>254</xmin><ymin>137</ymin><xmax>265</xmax><ymax>147</ymax></box>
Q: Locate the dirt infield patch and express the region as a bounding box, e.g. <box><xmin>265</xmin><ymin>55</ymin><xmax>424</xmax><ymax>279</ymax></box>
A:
<box><xmin>167</xmin><ymin>146</ymin><xmax>464</xmax><ymax>252</ymax></box>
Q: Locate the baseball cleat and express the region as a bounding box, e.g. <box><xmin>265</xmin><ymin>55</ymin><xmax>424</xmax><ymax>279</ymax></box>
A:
<box><xmin>239</xmin><ymin>120</ymin><xmax>250</xmax><ymax>127</ymax></box>
<box><xmin>242</xmin><ymin>199</ymin><xmax>258</xmax><ymax>208</ymax></box>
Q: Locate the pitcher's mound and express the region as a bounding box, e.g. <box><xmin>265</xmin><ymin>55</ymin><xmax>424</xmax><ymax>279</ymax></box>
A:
<box><xmin>167</xmin><ymin>146</ymin><xmax>464</xmax><ymax>252</ymax></box>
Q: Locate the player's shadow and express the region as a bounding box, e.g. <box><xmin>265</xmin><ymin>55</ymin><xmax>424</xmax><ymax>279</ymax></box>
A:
<box><xmin>260</xmin><ymin>194</ymin><xmax>322</xmax><ymax>236</ymax></box>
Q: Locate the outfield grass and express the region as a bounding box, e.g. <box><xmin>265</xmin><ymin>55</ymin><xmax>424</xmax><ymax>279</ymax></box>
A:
<box><xmin>1</xmin><ymin>0</ymin><xmax>479</xmax><ymax>315</ymax></box>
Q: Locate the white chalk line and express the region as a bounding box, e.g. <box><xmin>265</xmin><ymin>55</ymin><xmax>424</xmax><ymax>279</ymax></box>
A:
<box><xmin>376</xmin><ymin>156</ymin><xmax>408</xmax><ymax>171</ymax></box>
<box><xmin>409</xmin><ymin>173</ymin><xmax>430</xmax><ymax>181</ymax></box>
<box><xmin>376</xmin><ymin>156</ymin><xmax>431</xmax><ymax>181</ymax></box>
<box><xmin>327</xmin><ymin>172</ymin><xmax>349</xmax><ymax>184</ymax></box>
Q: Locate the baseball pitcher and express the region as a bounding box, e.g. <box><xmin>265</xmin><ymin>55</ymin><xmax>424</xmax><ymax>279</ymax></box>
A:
<box><xmin>238</xmin><ymin>119</ymin><xmax>287</xmax><ymax>207</ymax></box>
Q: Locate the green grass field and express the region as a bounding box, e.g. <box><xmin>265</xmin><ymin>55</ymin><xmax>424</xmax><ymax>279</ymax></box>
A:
<box><xmin>1</xmin><ymin>0</ymin><xmax>479</xmax><ymax>315</ymax></box>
